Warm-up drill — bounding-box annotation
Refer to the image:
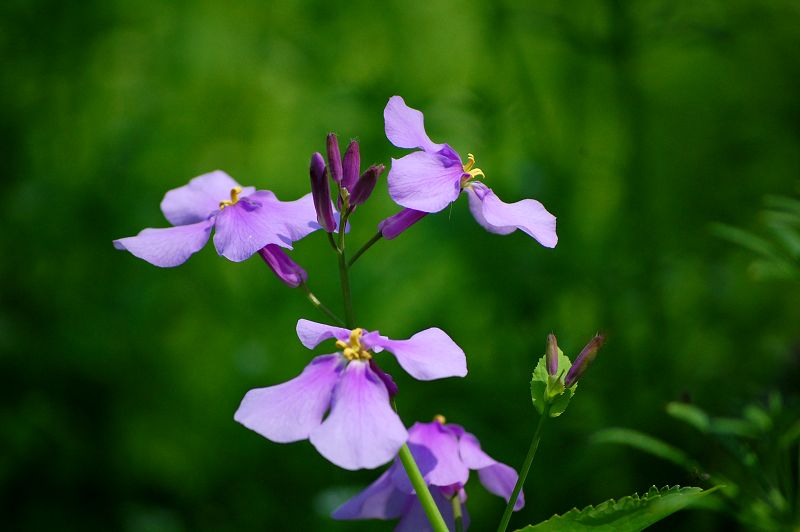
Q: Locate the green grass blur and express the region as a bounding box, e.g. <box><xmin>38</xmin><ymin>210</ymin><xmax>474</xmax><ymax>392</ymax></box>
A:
<box><xmin>2</xmin><ymin>0</ymin><xmax>799</xmax><ymax>530</ymax></box>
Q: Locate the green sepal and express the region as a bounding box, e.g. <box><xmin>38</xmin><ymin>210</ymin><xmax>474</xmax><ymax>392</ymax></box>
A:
<box><xmin>530</xmin><ymin>349</ymin><xmax>576</xmax><ymax>417</ymax></box>
<box><xmin>513</xmin><ymin>485</ymin><xmax>718</xmax><ymax>532</ymax></box>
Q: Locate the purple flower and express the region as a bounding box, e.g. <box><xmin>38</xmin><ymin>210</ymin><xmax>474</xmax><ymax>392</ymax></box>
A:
<box><xmin>113</xmin><ymin>171</ymin><xmax>324</xmax><ymax>267</ymax></box>
<box><xmin>382</xmin><ymin>96</ymin><xmax>558</xmax><ymax>247</ymax></box>
<box><xmin>234</xmin><ymin>320</ymin><xmax>467</xmax><ymax>470</ymax></box>
<box><xmin>332</xmin><ymin>417</ymin><xmax>524</xmax><ymax>531</ymax></box>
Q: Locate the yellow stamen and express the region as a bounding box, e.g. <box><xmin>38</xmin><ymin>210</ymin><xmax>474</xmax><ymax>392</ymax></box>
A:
<box><xmin>336</xmin><ymin>328</ymin><xmax>372</xmax><ymax>361</ymax></box>
<box><xmin>433</xmin><ymin>414</ymin><xmax>447</xmax><ymax>424</ymax></box>
<box><xmin>462</xmin><ymin>153</ymin><xmax>485</xmax><ymax>181</ymax></box>
<box><xmin>219</xmin><ymin>186</ymin><xmax>243</xmax><ymax>209</ymax></box>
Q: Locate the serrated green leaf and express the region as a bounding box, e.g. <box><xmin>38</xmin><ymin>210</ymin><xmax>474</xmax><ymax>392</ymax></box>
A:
<box><xmin>530</xmin><ymin>350</ymin><xmax>575</xmax><ymax>417</ymax></box>
<box><xmin>513</xmin><ymin>485</ymin><xmax>717</xmax><ymax>532</ymax></box>
<box><xmin>591</xmin><ymin>428</ymin><xmax>698</xmax><ymax>470</ymax></box>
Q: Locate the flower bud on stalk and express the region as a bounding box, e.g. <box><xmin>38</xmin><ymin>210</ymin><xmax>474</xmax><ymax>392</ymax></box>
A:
<box><xmin>258</xmin><ymin>244</ymin><xmax>308</xmax><ymax>288</ymax></box>
<box><xmin>350</xmin><ymin>164</ymin><xmax>384</xmax><ymax>207</ymax></box>
<box><xmin>326</xmin><ymin>133</ymin><xmax>343</xmax><ymax>185</ymax></box>
<box><xmin>564</xmin><ymin>334</ymin><xmax>605</xmax><ymax>388</ymax></box>
<box><xmin>546</xmin><ymin>333</ymin><xmax>559</xmax><ymax>376</ymax></box>
<box><xmin>309</xmin><ymin>152</ymin><xmax>336</xmax><ymax>232</ymax></box>
<box><xmin>378</xmin><ymin>208</ymin><xmax>428</xmax><ymax>240</ymax></box>
<box><xmin>341</xmin><ymin>140</ymin><xmax>360</xmax><ymax>192</ymax></box>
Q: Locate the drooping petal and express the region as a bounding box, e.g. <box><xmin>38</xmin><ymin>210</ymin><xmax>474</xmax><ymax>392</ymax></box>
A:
<box><xmin>113</xmin><ymin>219</ymin><xmax>214</xmax><ymax>267</ymax></box>
<box><xmin>478</xmin><ymin>463</ymin><xmax>524</xmax><ymax>511</ymax></box>
<box><xmin>310</xmin><ymin>361</ymin><xmax>408</xmax><ymax>470</ymax></box>
<box><xmin>457</xmin><ymin>431</ymin><xmax>495</xmax><ymax>469</ymax></box>
<box><xmin>388</xmin><ymin>151</ymin><xmax>463</xmax><ymax>213</ymax></box>
<box><xmin>296</xmin><ymin>319</ymin><xmax>351</xmax><ymax>349</ymax></box>
<box><xmin>160</xmin><ymin>171</ymin><xmax>253</xmax><ymax>226</ymax></box>
<box><xmin>384</xmin><ymin>96</ymin><xmax>444</xmax><ymax>154</ymax></box>
<box><xmin>331</xmin><ymin>466</ymin><xmax>411</xmax><ymax>520</ymax></box>
<box><xmin>258</xmin><ymin>244</ymin><xmax>307</xmax><ymax>288</ymax></box>
<box><xmin>378</xmin><ymin>208</ymin><xmax>428</xmax><ymax>240</ymax></box>
<box><xmin>372</xmin><ymin>328</ymin><xmax>467</xmax><ymax>381</ymax></box>
<box><xmin>233</xmin><ymin>354</ymin><xmax>343</xmax><ymax>443</ymax></box>
<box><xmin>392</xmin><ymin>422</ymin><xmax>469</xmax><ymax>491</ymax></box>
<box><xmin>465</xmin><ymin>183</ymin><xmax>557</xmax><ymax>248</ymax></box>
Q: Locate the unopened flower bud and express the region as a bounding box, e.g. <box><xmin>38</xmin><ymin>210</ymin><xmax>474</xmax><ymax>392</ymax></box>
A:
<box><xmin>546</xmin><ymin>333</ymin><xmax>558</xmax><ymax>376</ymax></box>
<box><xmin>258</xmin><ymin>244</ymin><xmax>308</xmax><ymax>288</ymax></box>
<box><xmin>378</xmin><ymin>208</ymin><xmax>427</xmax><ymax>240</ymax></box>
<box><xmin>564</xmin><ymin>334</ymin><xmax>605</xmax><ymax>388</ymax></box>
<box><xmin>369</xmin><ymin>359</ymin><xmax>398</xmax><ymax>398</ymax></box>
<box><xmin>309</xmin><ymin>152</ymin><xmax>336</xmax><ymax>232</ymax></box>
<box><xmin>326</xmin><ymin>133</ymin><xmax>343</xmax><ymax>185</ymax></box>
<box><xmin>350</xmin><ymin>164</ymin><xmax>384</xmax><ymax>207</ymax></box>
<box><xmin>341</xmin><ymin>140</ymin><xmax>360</xmax><ymax>192</ymax></box>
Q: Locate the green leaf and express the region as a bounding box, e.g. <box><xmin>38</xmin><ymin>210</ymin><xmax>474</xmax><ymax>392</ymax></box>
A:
<box><xmin>530</xmin><ymin>350</ymin><xmax>575</xmax><ymax>417</ymax></box>
<box><xmin>513</xmin><ymin>485</ymin><xmax>717</xmax><ymax>532</ymax></box>
<box><xmin>591</xmin><ymin>428</ymin><xmax>698</xmax><ymax>471</ymax></box>
<box><xmin>665</xmin><ymin>402</ymin><xmax>710</xmax><ymax>433</ymax></box>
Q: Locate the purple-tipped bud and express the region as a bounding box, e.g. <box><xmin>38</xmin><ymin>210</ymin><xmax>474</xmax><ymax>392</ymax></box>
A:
<box><xmin>326</xmin><ymin>133</ymin><xmax>343</xmax><ymax>185</ymax></box>
<box><xmin>546</xmin><ymin>333</ymin><xmax>559</xmax><ymax>376</ymax></box>
<box><xmin>341</xmin><ymin>140</ymin><xmax>360</xmax><ymax>192</ymax></box>
<box><xmin>258</xmin><ymin>244</ymin><xmax>308</xmax><ymax>288</ymax></box>
<box><xmin>309</xmin><ymin>152</ymin><xmax>336</xmax><ymax>232</ymax></box>
<box><xmin>378</xmin><ymin>208</ymin><xmax>428</xmax><ymax>240</ymax></box>
<box><xmin>350</xmin><ymin>164</ymin><xmax>384</xmax><ymax>207</ymax></box>
<box><xmin>369</xmin><ymin>359</ymin><xmax>398</xmax><ymax>398</ymax></box>
<box><xmin>564</xmin><ymin>334</ymin><xmax>605</xmax><ymax>388</ymax></box>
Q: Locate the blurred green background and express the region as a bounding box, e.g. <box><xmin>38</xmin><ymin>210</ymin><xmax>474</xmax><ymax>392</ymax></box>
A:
<box><xmin>2</xmin><ymin>0</ymin><xmax>799</xmax><ymax>530</ymax></box>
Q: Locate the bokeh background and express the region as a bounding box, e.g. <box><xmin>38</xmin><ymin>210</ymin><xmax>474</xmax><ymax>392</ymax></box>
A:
<box><xmin>2</xmin><ymin>0</ymin><xmax>799</xmax><ymax>530</ymax></box>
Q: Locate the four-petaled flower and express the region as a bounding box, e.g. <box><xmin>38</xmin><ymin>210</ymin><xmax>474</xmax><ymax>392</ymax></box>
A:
<box><xmin>113</xmin><ymin>171</ymin><xmax>324</xmax><ymax>267</ymax></box>
<box><xmin>234</xmin><ymin>319</ymin><xmax>467</xmax><ymax>470</ymax></box>
<box><xmin>383</xmin><ymin>96</ymin><xmax>558</xmax><ymax>247</ymax></box>
<box><xmin>333</xmin><ymin>416</ymin><xmax>524</xmax><ymax>531</ymax></box>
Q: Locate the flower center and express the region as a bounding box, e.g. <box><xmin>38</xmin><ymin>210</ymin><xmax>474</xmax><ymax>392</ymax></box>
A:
<box><xmin>219</xmin><ymin>187</ymin><xmax>243</xmax><ymax>209</ymax></box>
<box><xmin>335</xmin><ymin>328</ymin><xmax>372</xmax><ymax>361</ymax></box>
<box><xmin>461</xmin><ymin>153</ymin><xmax>485</xmax><ymax>186</ymax></box>
<box><xmin>433</xmin><ymin>414</ymin><xmax>447</xmax><ymax>424</ymax></box>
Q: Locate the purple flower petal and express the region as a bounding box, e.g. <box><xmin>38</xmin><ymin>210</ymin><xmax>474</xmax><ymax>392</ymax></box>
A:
<box><xmin>478</xmin><ymin>463</ymin><xmax>524</xmax><ymax>511</ymax></box>
<box><xmin>465</xmin><ymin>183</ymin><xmax>557</xmax><ymax>248</ymax></box>
<box><xmin>457</xmin><ymin>431</ymin><xmax>496</xmax><ymax>470</ymax></box>
<box><xmin>160</xmin><ymin>171</ymin><xmax>253</xmax><ymax>226</ymax></box>
<box><xmin>310</xmin><ymin>361</ymin><xmax>408</xmax><ymax>470</ymax></box>
<box><xmin>296</xmin><ymin>319</ymin><xmax>351</xmax><ymax>349</ymax></box>
<box><xmin>373</xmin><ymin>328</ymin><xmax>467</xmax><ymax>381</ymax></box>
<box><xmin>233</xmin><ymin>354</ymin><xmax>343</xmax><ymax>443</ymax></box>
<box><xmin>113</xmin><ymin>219</ymin><xmax>214</xmax><ymax>267</ymax></box>
<box><xmin>392</xmin><ymin>422</ymin><xmax>469</xmax><ymax>492</ymax></box>
<box><xmin>388</xmin><ymin>151</ymin><xmax>463</xmax><ymax>213</ymax></box>
<box><xmin>258</xmin><ymin>244</ymin><xmax>307</xmax><ymax>288</ymax></box>
<box><xmin>247</xmin><ymin>191</ymin><xmax>325</xmax><ymax>244</ymax></box>
<box><xmin>331</xmin><ymin>466</ymin><xmax>411</xmax><ymax>520</ymax></box>
<box><xmin>396</xmin><ymin>488</ymin><xmax>460</xmax><ymax>532</ymax></box>
<box><xmin>384</xmin><ymin>96</ymin><xmax>444</xmax><ymax>154</ymax></box>
<box><xmin>378</xmin><ymin>208</ymin><xmax>428</xmax><ymax>240</ymax></box>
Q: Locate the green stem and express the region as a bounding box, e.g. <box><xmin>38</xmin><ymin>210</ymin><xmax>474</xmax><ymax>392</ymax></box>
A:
<box><xmin>348</xmin><ymin>232</ymin><xmax>383</xmax><ymax>267</ymax></box>
<box><xmin>497</xmin><ymin>409</ymin><xmax>548</xmax><ymax>532</ymax></box>
<box><xmin>333</xmin><ymin>220</ymin><xmax>355</xmax><ymax>328</ymax></box>
<box><xmin>300</xmin><ymin>283</ymin><xmax>345</xmax><ymax>326</ymax></box>
<box><xmin>398</xmin><ymin>443</ymin><xmax>449</xmax><ymax>532</ymax></box>
<box><xmin>452</xmin><ymin>494</ymin><xmax>464</xmax><ymax>532</ymax></box>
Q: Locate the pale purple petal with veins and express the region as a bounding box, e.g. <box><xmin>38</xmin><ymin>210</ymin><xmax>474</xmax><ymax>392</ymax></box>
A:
<box><xmin>247</xmin><ymin>191</ymin><xmax>325</xmax><ymax>244</ymax></box>
<box><xmin>331</xmin><ymin>466</ymin><xmax>411</xmax><ymax>520</ymax></box>
<box><xmin>233</xmin><ymin>354</ymin><xmax>343</xmax><ymax>443</ymax></box>
<box><xmin>384</xmin><ymin>96</ymin><xmax>444</xmax><ymax>154</ymax></box>
<box><xmin>465</xmin><ymin>182</ymin><xmax>557</xmax><ymax>248</ymax></box>
<box><xmin>458</xmin><ymin>430</ymin><xmax>524</xmax><ymax>510</ymax></box>
<box><xmin>295</xmin><ymin>319</ymin><xmax>351</xmax><ymax>349</ymax></box>
<box><xmin>388</xmin><ymin>151</ymin><xmax>463</xmax><ymax>213</ymax></box>
<box><xmin>371</xmin><ymin>328</ymin><xmax>467</xmax><ymax>380</ymax></box>
<box><xmin>310</xmin><ymin>361</ymin><xmax>407</xmax><ymax>470</ymax></box>
<box><xmin>113</xmin><ymin>219</ymin><xmax>214</xmax><ymax>267</ymax></box>
<box><xmin>392</xmin><ymin>422</ymin><xmax>469</xmax><ymax>492</ymax></box>
<box><xmin>160</xmin><ymin>171</ymin><xmax>254</xmax><ymax>226</ymax></box>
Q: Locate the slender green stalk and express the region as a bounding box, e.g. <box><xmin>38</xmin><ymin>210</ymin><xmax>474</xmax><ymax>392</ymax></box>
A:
<box><xmin>333</xmin><ymin>217</ymin><xmax>355</xmax><ymax>327</ymax></box>
<box><xmin>497</xmin><ymin>409</ymin><xmax>548</xmax><ymax>532</ymax></box>
<box><xmin>397</xmin><ymin>443</ymin><xmax>449</xmax><ymax>532</ymax></box>
<box><xmin>452</xmin><ymin>495</ymin><xmax>464</xmax><ymax>532</ymax></box>
<box><xmin>348</xmin><ymin>232</ymin><xmax>383</xmax><ymax>267</ymax></box>
<box><xmin>299</xmin><ymin>283</ymin><xmax>345</xmax><ymax>326</ymax></box>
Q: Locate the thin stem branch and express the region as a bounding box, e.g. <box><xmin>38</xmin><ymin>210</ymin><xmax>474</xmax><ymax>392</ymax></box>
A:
<box><xmin>348</xmin><ymin>232</ymin><xmax>383</xmax><ymax>267</ymax></box>
<box><xmin>497</xmin><ymin>409</ymin><xmax>548</xmax><ymax>532</ymax></box>
<box><xmin>332</xmin><ymin>217</ymin><xmax>355</xmax><ymax>328</ymax></box>
<box><xmin>452</xmin><ymin>495</ymin><xmax>464</xmax><ymax>532</ymax></box>
<box><xmin>300</xmin><ymin>283</ymin><xmax>345</xmax><ymax>326</ymax></box>
<box><xmin>397</xmin><ymin>443</ymin><xmax>449</xmax><ymax>532</ymax></box>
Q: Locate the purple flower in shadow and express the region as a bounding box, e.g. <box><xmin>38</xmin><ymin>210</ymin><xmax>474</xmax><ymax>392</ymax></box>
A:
<box><xmin>332</xmin><ymin>417</ymin><xmax>524</xmax><ymax>531</ymax></box>
<box><xmin>234</xmin><ymin>320</ymin><xmax>467</xmax><ymax>470</ymax></box>
<box><xmin>113</xmin><ymin>171</ymin><xmax>324</xmax><ymax>267</ymax></box>
<box><xmin>382</xmin><ymin>96</ymin><xmax>558</xmax><ymax>247</ymax></box>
